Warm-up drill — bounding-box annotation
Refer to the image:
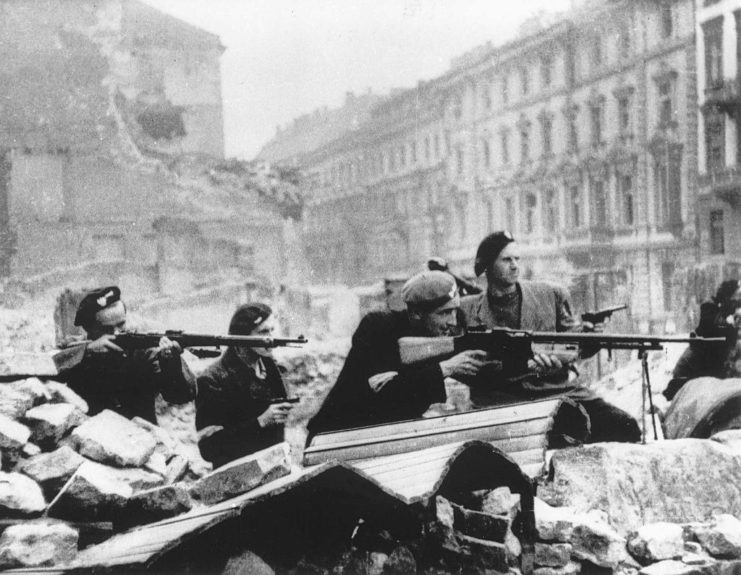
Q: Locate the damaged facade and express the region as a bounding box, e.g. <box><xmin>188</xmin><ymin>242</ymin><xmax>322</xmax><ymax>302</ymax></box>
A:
<box><xmin>262</xmin><ymin>0</ymin><xmax>705</xmax><ymax>331</ymax></box>
<box><xmin>0</xmin><ymin>0</ymin><xmax>287</xmax><ymax>316</ymax></box>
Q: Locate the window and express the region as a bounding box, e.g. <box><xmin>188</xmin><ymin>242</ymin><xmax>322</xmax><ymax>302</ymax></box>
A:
<box><xmin>482</xmin><ymin>138</ymin><xmax>491</xmax><ymax>169</ymax></box>
<box><xmin>520</xmin><ymin>68</ymin><xmax>529</xmax><ymax>96</ymax></box>
<box><xmin>484</xmin><ymin>198</ymin><xmax>495</xmax><ymax>232</ymax></box>
<box><xmin>502</xmin><ymin>76</ymin><xmax>509</xmax><ymax>104</ymax></box>
<box><xmin>433</xmin><ymin>133</ymin><xmax>440</xmax><ymax>158</ymax></box>
<box><xmin>452</xmin><ymin>95</ymin><xmax>463</xmax><ymax>120</ymax></box>
<box><xmin>660</xmin><ymin>3</ymin><xmax>673</xmax><ymax>39</ymax></box>
<box><xmin>455</xmin><ymin>202</ymin><xmax>466</xmax><ymax>241</ymax></box>
<box><xmin>541</xmin><ymin>114</ymin><xmax>553</xmax><ymax>156</ymax></box>
<box><xmin>482</xmin><ymin>84</ymin><xmax>492</xmax><ymax>111</ymax></box>
<box><xmin>658</xmin><ymin>80</ymin><xmax>674</xmax><ymax>127</ymax></box>
<box><xmin>520</xmin><ymin>126</ymin><xmax>530</xmax><ymax>162</ymax></box>
<box><xmin>710</xmin><ymin>210</ymin><xmax>725</xmax><ymax>254</ymax></box>
<box><xmin>591</xmin><ymin>37</ymin><xmax>602</xmax><ymax>69</ymax></box>
<box><xmin>654</xmin><ymin>146</ymin><xmax>682</xmax><ymax>227</ymax></box>
<box><xmin>619</xmin><ymin>25</ymin><xmax>631</xmax><ymax>59</ymax></box>
<box><xmin>567</xmin><ymin>108</ymin><xmax>579</xmax><ymax>153</ymax></box>
<box><xmin>620</xmin><ymin>174</ymin><xmax>634</xmax><ymax>226</ymax></box>
<box><xmin>592</xmin><ymin>179</ymin><xmax>607</xmax><ymax>227</ymax></box>
<box><xmin>456</xmin><ymin>145</ymin><xmax>465</xmax><ymax>175</ymax></box>
<box><xmin>544</xmin><ymin>190</ymin><xmax>558</xmax><ymax>234</ymax></box>
<box><xmin>424</xmin><ymin>137</ymin><xmax>430</xmax><ymax>161</ymax></box>
<box><xmin>590</xmin><ymin>98</ymin><xmax>604</xmax><ymax>147</ymax></box>
<box><xmin>525</xmin><ymin>194</ymin><xmax>538</xmax><ymax>234</ymax></box>
<box><xmin>703</xmin><ymin>17</ymin><xmax>724</xmax><ymax>88</ymax></box>
<box><xmin>541</xmin><ymin>56</ymin><xmax>552</xmax><ymax>88</ymax></box>
<box><xmin>505</xmin><ymin>197</ymin><xmax>515</xmax><ymax>231</ymax></box>
<box><xmin>618</xmin><ymin>95</ymin><xmax>632</xmax><ymax>136</ymax></box>
<box><xmin>662</xmin><ymin>261</ymin><xmax>674</xmax><ymax>312</ymax></box>
<box><xmin>501</xmin><ymin>130</ymin><xmax>510</xmax><ymax>164</ymax></box>
<box><xmin>570</xmin><ymin>185</ymin><xmax>582</xmax><ymax>228</ymax></box>
<box><xmin>389</xmin><ymin>149</ymin><xmax>396</xmax><ymax>172</ymax></box>
<box><xmin>705</xmin><ymin>111</ymin><xmax>725</xmax><ymax>171</ymax></box>
<box><xmin>411</xmin><ymin>141</ymin><xmax>417</xmax><ymax>164</ymax></box>
<box><xmin>399</xmin><ymin>145</ymin><xmax>406</xmax><ymax>168</ymax></box>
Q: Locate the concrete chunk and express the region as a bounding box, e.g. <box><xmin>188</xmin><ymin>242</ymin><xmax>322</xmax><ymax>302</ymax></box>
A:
<box><xmin>119</xmin><ymin>483</ymin><xmax>192</xmax><ymax>528</ymax></box>
<box><xmin>535</xmin><ymin>497</ymin><xmax>577</xmax><ymax>543</ymax></box>
<box><xmin>48</xmin><ymin>460</ymin><xmax>132</xmax><ymax>521</ymax></box>
<box><xmin>639</xmin><ymin>559</ymin><xmax>710</xmax><ymax>575</ymax></box>
<box><xmin>10</xmin><ymin>377</ymin><xmax>51</xmax><ymax>404</ymax></box>
<box><xmin>457</xmin><ymin>534</ymin><xmax>509</xmax><ymax>573</ymax></box>
<box><xmin>190</xmin><ymin>442</ymin><xmax>291</xmax><ymax>505</ymax></box>
<box><xmin>132</xmin><ymin>416</ymin><xmax>177</xmax><ymax>459</ymax></box>
<box><xmin>0</xmin><ymin>519</ymin><xmax>78</xmax><ymax>569</ymax></box>
<box><xmin>452</xmin><ymin>501</ymin><xmax>510</xmax><ymax>542</ymax></box>
<box><xmin>19</xmin><ymin>446</ymin><xmax>85</xmax><ymax>496</ymax></box>
<box><xmin>535</xmin><ymin>542</ymin><xmax>572</xmax><ymax>568</ymax></box>
<box><xmin>24</xmin><ymin>403</ymin><xmax>85</xmax><ymax>446</ymax></box>
<box><xmin>0</xmin><ymin>385</ymin><xmax>35</xmax><ymax>419</ymax></box>
<box><xmin>571</xmin><ymin>516</ymin><xmax>628</xmax><ymax>568</ymax></box>
<box><xmin>628</xmin><ymin>522</ymin><xmax>685</xmax><ymax>564</ymax></box>
<box><xmin>534</xmin><ymin>561</ymin><xmax>582</xmax><ymax>575</ymax></box>
<box><xmin>0</xmin><ymin>354</ymin><xmax>57</xmax><ymax>378</ymax></box>
<box><xmin>693</xmin><ymin>514</ymin><xmax>741</xmax><ymax>559</ymax></box>
<box><xmin>71</xmin><ymin>410</ymin><xmax>157</xmax><ymax>467</ymax></box>
<box><xmin>0</xmin><ymin>472</ymin><xmax>46</xmax><ymax>515</ymax></box>
<box><xmin>44</xmin><ymin>381</ymin><xmax>89</xmax><ymax>414</ymax></box>
<box><xmin>0</xmin><ymin>413</ymin><xmax>31</xmax><ymax>450</ymax></box>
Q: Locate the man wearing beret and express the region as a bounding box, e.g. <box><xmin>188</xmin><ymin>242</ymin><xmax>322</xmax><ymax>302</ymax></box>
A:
<box><xmin>459</xmin><ymin>232</ymin><xmax>640</xmax><ymax>445</ymax></box>
<box><xmin>307</xmin><ymin>270</ymin><xmax>487</xmax><ymax>437</ymax></box>
<box><xmin>196</xmin><ymin>303</ymin><xmax>293</xmax><ymax>468</ymax></box>
<box><xmin>53</xmin><ymin>286</ymin><xmax>196</xmax><ymax>423</ymax></box>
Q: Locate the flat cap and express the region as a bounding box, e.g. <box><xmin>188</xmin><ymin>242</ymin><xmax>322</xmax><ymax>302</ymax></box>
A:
<box><xmin>74</xmin><ymin>286</ymin><xmax>121</xmax><ymax>327</ymax></box>
<box><xmin>401</xmin><ymin>270</ymin><xmax>459</xmax><ymax>311</ymax></box>
<box><xmin>474</xmin><ymin>231</ymin><xmax>515</xmax><ymax>277</ymax></box>
<box><xmin>229</xmin><ymin>303</ymin><xmax>272</xmax><ymax>335</ymax></box>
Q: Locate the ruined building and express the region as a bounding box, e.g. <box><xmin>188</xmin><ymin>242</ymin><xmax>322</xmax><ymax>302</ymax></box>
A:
<box><xmin>266</xmin><ymin>0</ymin><xmax>704</xmax><ymax>330</ymax></box>
<box><xmin>0</xmin><ymin>0</ymin><xmax>288</xmax><ymax>321</ymax></box>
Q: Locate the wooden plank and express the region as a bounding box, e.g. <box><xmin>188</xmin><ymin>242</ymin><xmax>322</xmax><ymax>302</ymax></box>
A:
<box><xmin>304</xmin><ymin>416</ymin><xmax>552</xmax><ymax>465</ymax></box>
<box><xmin>309</xmin><ymin>398</ymin><xmax>561</xmax><ymax>449</ymax></box>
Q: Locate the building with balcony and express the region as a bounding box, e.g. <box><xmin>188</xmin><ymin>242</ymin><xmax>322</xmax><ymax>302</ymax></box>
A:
<box><xmin>284</xmin><ymin>0</ymin><xmax>697</xmax><ymax>327</ymax></box>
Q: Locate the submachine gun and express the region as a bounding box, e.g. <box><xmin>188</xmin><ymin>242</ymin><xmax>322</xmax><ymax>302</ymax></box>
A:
<box><xmin>70</xmin><ymin>330</ymin><xmax>308</xmax><ymax>358</ymax></box>
<box><xmin>399</xmin><ymin>328</ymin><xmax>727</xmax><ymax>440</ymax></box>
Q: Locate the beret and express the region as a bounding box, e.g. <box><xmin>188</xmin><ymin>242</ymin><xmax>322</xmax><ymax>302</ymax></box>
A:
<box><xmin>401</xmin><ymin>271</ymin><xmax>459</xmax><ymax>311</ymax></box>
<box><xmin>74</xmin><ymin>286</ymin><xmax>121</xmax><ymax>327</ymax></box>
<box><xmin>229</xmin><ymin>303</ymin><xmax>272</xmax><ymax>335</ymax></box>
<box><xmin>474</xmin><ymin>231</ymin><xmax>515</xmax><ymax>277</ymax></box>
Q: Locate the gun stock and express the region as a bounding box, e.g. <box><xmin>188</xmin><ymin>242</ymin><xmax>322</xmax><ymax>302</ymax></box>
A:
<box><xmin>398</xmin><ymin>336</ymin><xmax>456</xmax><ymax>364</ymax></box>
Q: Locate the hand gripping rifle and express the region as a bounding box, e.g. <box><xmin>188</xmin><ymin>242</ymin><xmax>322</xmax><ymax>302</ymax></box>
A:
<box><xmin>71</xmin><ymin>330</ymin><xmax>308</xmax><ymax>358</ymax></box>
<box><xmin>399</xmin><ymin>328</ymin><xmax>727</xmax><ymax>441</ymax></box>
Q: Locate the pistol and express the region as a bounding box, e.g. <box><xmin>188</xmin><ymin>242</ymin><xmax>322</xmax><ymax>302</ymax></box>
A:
<box><xmin>582</xmin><ymin>304</ymin><xmax>628</xmax><ymax>324</ymax></box>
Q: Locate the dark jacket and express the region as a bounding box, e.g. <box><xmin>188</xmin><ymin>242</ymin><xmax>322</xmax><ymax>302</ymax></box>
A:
<box><xmin>307</xmin><ymin>310</ymin><xmax>447</xmax><ymax>437</ymax></box>
<box><xmin>196</xmin><ymin>348</ymin><xmax>286</xmax><ymax>468</ymax></box>
<box><xmin>53</xmin><ymin>344</ymin><xmax>196</xmax><ymax>424</ymax></box>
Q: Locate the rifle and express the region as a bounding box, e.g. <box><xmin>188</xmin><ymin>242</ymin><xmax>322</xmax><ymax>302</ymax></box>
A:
<box><xmin>269</xmin><ymin>397</ymin><xmax>300</xmax><ymax>404</ymax></box>
<box><xmin>399</xmin><ymin>328</ymin><xmax>725</xmax><ymax>379</ymax></box>
<box><xmin>68</xmin><ymin>330</ymin><xmax>308</xmax><ymax>358</ymax></box>
<box><xmin>581</xmin><ymin>304</ymin><xmax>628</xmax><ymax>324</ymax></box>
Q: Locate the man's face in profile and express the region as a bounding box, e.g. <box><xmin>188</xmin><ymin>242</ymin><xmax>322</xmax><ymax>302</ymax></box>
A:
<box><xmin>87</xmin><ymin>301</ymin><xmax>127</xmax><ymax>340</ymax></box>
<box><xmin>420</xmin><ymin>301</ymin><xmax>459</xmax><ymax>337</ymax></box>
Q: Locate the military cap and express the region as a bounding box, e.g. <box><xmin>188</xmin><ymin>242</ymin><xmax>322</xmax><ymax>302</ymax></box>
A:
<box><xmin>74</xmin><ymin>286</ymin><xmax>122</xmax><ymax>327</ymax></box>
<box><xmin>474</xmin><ymin>231</ymin><xmax>515</xmax><ymax>277</ymax></box>
<box><xmin>401</xmin><ymin>270</ymin><xmax>459</xmax><ymax>312</ymax></box>
<box><xmin>229</xmin><ymin>303</ymin><xmax>272</xmax><ymax>335</ymax></box>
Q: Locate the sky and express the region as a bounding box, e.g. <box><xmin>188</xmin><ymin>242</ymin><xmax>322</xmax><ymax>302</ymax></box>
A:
<box><xmin>142</xmin><ymin>0</ymin><xmax>574</xmax><ymax>160</ymax></box>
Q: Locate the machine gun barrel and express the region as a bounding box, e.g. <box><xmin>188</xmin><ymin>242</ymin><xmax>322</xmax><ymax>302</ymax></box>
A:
<box><xmin>66</xmin><ymin>331</ymin><xmax>308</xmax><ymax>350</ymax></box>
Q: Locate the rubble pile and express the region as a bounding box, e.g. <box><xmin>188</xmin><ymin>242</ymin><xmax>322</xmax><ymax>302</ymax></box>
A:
<box><xmin>0</xmin><ymin>372</ymin><xmax>256</xmax><ymax>570</ymax></box>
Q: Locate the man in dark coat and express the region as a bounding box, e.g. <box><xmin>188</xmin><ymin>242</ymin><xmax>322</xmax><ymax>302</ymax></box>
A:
<box><xmin>307</xmin><ymin>271</ymin><xmax>486</xmax><ymax>437</ymax></box>
<box><xmin>53</xmin><ymin>286</ymin><xmax>195</xmax><ymax>423</ymax></box>
<box><xmin>459</xmin><ymin>231</ymin><xmax>640</xmax><ymax>445</ymax></box>
<box><xmin>196</xmin><ymin>303</ymin><xmax>293</xmax><ymax>468</ymax></box>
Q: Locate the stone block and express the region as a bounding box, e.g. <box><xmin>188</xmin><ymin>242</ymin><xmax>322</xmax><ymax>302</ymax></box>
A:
<box><xmin>19</xmin><ymin>446</ymin><xmax>85</xmax><ymax>496</ymax></box>
<box><xmin>571</xmin><ymin>516</ymin><xmax>628</xmax><ymax>568</ymax></box>
<box><xmin>481</xmin><ymin>486</ymin><xmax>521</xmax><ymax>517</ymax></box>
<box><xmin>0</xmin><ymin>519</ymin><xmax>78</xmax><ymax>569</ymax></box>
<box><xmin>107</xmin><ymin>466</ymin><xmax>164</xmax><ymax>492</ymax></box>
<box><xmin>452</xmin><ymin>501</ymin><xmax>510</xmax><ymax>542</ymax></box>
<box><xmin>11</xmin><ymin>377</ymin><xmax>51</xmax><ymax>404</ymax></box>
<box><xmin>47</xmin><ymin>460</ymin><xmax>132</xmax><ymax>521</ymax></box>
<box><xmin>0</xmin><ymin>413</ymin><xmax>30</xmax><ymax>450</ymax></box>
<box><xmin>436</xmin><ymin>495</ymin><xmax>455</xmax><ymax>529</ymax></box>
<box><xmin>119</xmin><ymin>483</ymin><xmax>192</xmax><ymax>528</ymax></box>
<box><xmin>190</xmin><ymin>442</ymin><xmax>291</xmax><ymax>506</ymax></box>
<box><xmin>44</xmin><ymin>381</ymin><xmax>89</xmax><ymax>414</ymax></box>
<box><xmin>0</xmin><ymin>385</ymin><xmax>35</xmax><ymax>419</ymax></box>
<box><xmin>693</xmin><ymin>515</ymin><xmax>741</xmax><ymax>559</ymax></box>
<box><xmin>639</xmin><ymin>559</ymin><xmax>711</xmax><ymax>575</ymax></box>
<box><xmin>222</xmin><ymin>549</ymin><xmax>275</xmax><ymax>575</ymax></box>
<box><xmin>143</xmin><ymin>451</ymin><xmax>167</xmax><ymax>477</ymax></box>
<box><xmin>535</xmin><ymin>498</ymin><xmax>577</xmax><ymax>542</ymax></box>
<box><xmin>24</xmin><ymin>403</ymin><xmax>85</xmax><ymax>446</ymax></box>
<box><xmin>535</xmin><ymin>543</ymin><xmax>573</xmax><ymax>568</ymax></box>
<box><xmin>0</xmin><ymin>472</ymin><xmax>46</xmax><ymax>515</ymax></box>
<box><xmin>164</xmin><ymin>454</ymin><xmax>189</xmax><ymax>484</ymax></box>
<box><xmin>70</xmin><ymin>410</ymin><xmax>157</xmax><ymax>467</ymax></box>
<box><xmin>385</xmin><ymin>545</ymin><xmax>416</xmax><ymax>574</ymax></box>
<box><xmin>457</xmin><ymin>534</ymin><xmax>509</xmax><ymax>573</ymax></box>
<box><xmin>132</xmin><ymin>416</ymin><xmax>177</xmax><ymax>459</ymax></box>
<box><xmin>628</xmin><ymin>522</ymin><xmax>685</xmax><ymax>564</ymax></box>
<box><xmin>0</xmin><ymin>354</ymin><xmax>57</xmax><ymax>378</ymax></box>
<box><xmin>534</xmin><ymin>561</ymin><xmax>582</xmax><ymax>575</ymax></box>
